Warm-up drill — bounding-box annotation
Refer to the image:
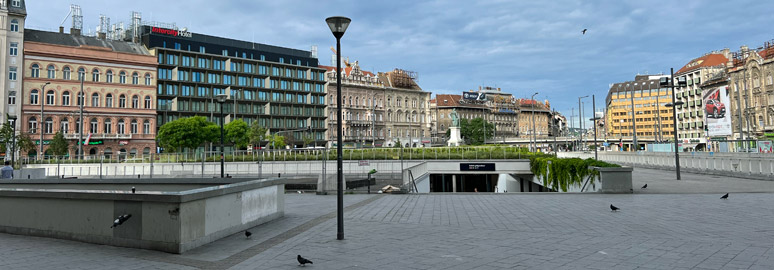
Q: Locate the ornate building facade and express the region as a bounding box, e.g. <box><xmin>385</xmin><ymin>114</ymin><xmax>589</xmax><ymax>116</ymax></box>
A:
<box><xmin>22</xmin><ymin>29</ymin><xmax>157</xmax><ymax>158</ymax></box>
<box><xmin>727</xmin><ymin>43</ymin><xmax>774</xmax><ymax>141</ymax></box>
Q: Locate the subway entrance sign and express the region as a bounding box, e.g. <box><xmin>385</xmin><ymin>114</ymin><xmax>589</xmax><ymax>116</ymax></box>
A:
<box><xmin>460</xmin><ymin>163</ymin><xmax>496</xmax><ymax>171</ymax></box>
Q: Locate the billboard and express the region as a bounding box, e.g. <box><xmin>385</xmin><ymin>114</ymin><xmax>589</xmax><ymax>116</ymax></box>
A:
<box><xmin>463</xmin><ymin>92</ymin><xmax>486</xmax><ymax>101</ymax></box>
<box><xmin>703</xmin><ymin>86</ymin><xmax>732</xmax><ymax>136</ymax></box>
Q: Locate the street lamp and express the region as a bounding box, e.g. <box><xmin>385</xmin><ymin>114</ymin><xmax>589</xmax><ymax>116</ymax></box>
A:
<box><xmin>39</xmin><ymin>82</ymin><xmax>51</xmax><ymax>160</ymax></box>
<box><xmin>216</xmin><ymin>94</ymin><xmax>227</xmax><ymax>178</ymax></box>
<box><xmin>326</xmin><ymin>15</ymin><xmax>351</xmax><ymax>241</ymax></box>
<box><xmin>531</xmin><ymin>92</ymin><xmax>538</xmax><ymax>152</ymax></box>
<box><xmin>661</xmin><ymin>68</ymin><xmax>686</xmax><ymax>180</ymax></box>
<box><xmin>578</xmin><ymin>95</ymin><xmax>589</xmax><ymax>151</ymax></box>
<box><xmin>591</xmin><ymin>95</ymin><xmax>600</xmax><ymax>160</ymax></box>
<box><xmin>9</xmin><ymin>115</ymin><xmax>17</xmax><ymax>168</ymax></box>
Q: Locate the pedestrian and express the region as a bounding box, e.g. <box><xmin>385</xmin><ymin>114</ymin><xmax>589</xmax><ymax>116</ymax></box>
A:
<box><xmin>1</xmin><ymin>161</ymin><xmax>13</xmax><ymax>179</ymax></box>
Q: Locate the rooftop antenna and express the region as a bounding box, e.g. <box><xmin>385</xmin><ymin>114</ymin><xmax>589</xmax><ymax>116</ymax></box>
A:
<box><xmin>71</xmin><ymin>4</ymin><xmax>83</xmax><ymax>31</ymax></box>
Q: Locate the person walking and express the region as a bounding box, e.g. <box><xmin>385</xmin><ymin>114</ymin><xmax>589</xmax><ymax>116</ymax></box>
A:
<box><xmin>1</xmin><ymin>161</ymin><xmax>13</xmax><ymax>179</ymax></box>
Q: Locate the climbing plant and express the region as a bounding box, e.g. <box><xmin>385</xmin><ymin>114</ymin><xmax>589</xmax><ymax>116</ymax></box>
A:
<box><xmin>529</xmin><ymin>156</ymin><xmax>620</xmax><ymax>192</ymax></box>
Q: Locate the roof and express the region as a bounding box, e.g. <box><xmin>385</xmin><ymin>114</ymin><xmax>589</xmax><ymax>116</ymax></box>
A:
<box><xmin>518</xmin><ymin>99</ymin><xmax>550</xmax><ymax>112</ymax></box>
<box><xmin>7</xmin><ymin>0</ymin><xmax>26</xmax><ymax>16</ymax></box>
<box><xmin>759</xmin><ymin>46</ymin><xmax>774</xmax><ymax>60</ymax></box>
<box><xmin>318</xmin><ymin>64</ymin><xmax>375</xmax><ymax>77</ymax></box>
<box><xmin>435</xmin><ymin>94</ymin><xmax>486</xmax><ymax>109</ymax></box>
<box><xmin>25</xmin><ymin>29</ymin><xmax>150</xmax><ymax>55</ymax></box>
<box><xmin>676</xmin><ymin>53</ymin><xmax>728</xmax><ymax>74</ymax></box>
<box><xmin>379</xmin><ymin>69</ymin><xmax>422</xmax><ymax>91</ymax></box>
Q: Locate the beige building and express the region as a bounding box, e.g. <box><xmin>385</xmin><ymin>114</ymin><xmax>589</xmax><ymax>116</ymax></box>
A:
<box><xmin>431</xmin><ymin>94</ymin><xmax>488</xmax><ymax>142</ymax></box>
<box><xmin>22</xmin><ymin>29</ymin><xmax>157</xmax><ymax>158</ymax></box>
<box><xmin>727</xmin><ymin>43</ymin><xmax>774</xmax><ymax>140</ymax></box>
<box><xmin>674</xmin><ymin>50</ymin><xmax>729</xmax><ymax>150</ymax></box>
<box><xmin>518</xmin><ymin>99</ymin><xmax>551</xmax><ymax>139</ymax></box>
<box><xmin>322</xmin><ymin>61</ymin><xmax>431</xmax><ymax>148</ymax></box>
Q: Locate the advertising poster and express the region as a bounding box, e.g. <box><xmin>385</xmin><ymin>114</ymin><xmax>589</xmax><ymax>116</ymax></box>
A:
<box><xmin>758</xmin><ymin>141</ymin><xmax>773</xmax><ymax>153</ymax></box>
<box><xmin>703</xmin><ymin>86</ymin><xmax>732</xmax><ymax>136</ymax></box>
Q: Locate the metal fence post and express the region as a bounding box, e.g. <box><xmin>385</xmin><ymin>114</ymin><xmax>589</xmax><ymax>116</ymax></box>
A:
<box><xmin>99</xmin><ymin>156</ymin><xmax>103</xmax><ymax>179</ymax></box>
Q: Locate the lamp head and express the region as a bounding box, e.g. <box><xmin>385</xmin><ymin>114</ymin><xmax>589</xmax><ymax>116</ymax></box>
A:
<box><xmin>216</xmin><ymin>94</ymin><xmax>228</xmax><ymax>103</ymax></box>
<box><xmin>326</xmin><ymin>16</ymin><xmax>351</xmax><ymax>38</ymax></box>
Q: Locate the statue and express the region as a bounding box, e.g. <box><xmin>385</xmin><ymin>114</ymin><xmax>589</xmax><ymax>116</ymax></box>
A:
<box><xmin>450</xmin><ymin>109</ymin><xmax>460</xmax><ymax>127</ymax></box>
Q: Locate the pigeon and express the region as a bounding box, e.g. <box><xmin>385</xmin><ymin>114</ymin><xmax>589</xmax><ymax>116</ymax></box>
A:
<box><xmin>297</xmin><ymin>255</ymin><xmax>313</xmax><ymax>266</ymax></box>
<box><xmin>721</xmin><ymin>193</ymin><xmax>729</xmax><ymax>199</ymax></box>
<box><xmin>111</xmin><ymin>214</ymin><xmax>132</xmax><ymax>228</ymax></box>
<box><xmin>610</xmin><ymin>204</ymin><xmax>620</xmax><ymax>212</ymax></box>
<box><xmin>582</xmin><ymin>28</ymin><xmax>587</xmax><ymax>35</ymax></box>
<box><xmin>641</xmin><ymin>184</ymin><xmax>647</xmax><ymax>189</ymax></box>
<box><xmin>297</xmin><ymin>190</ymin><xmax>302</xmax><ymax>194</ymax></box>
<box><xmin>131</xmin><ymin>186</ymin><xmax>136</xmax><ymax>194</ymax></box>
<box><xmin>245</xmin><ymin>231</ymin><xmax>252</xmax><ymax>239</ymax></box>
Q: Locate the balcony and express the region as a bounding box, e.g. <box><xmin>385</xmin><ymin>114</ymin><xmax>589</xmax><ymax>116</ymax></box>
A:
<box><xmin>64</xmin><ymin>133</ymin><xmax>133</xmax><ymax>140</ymax></box>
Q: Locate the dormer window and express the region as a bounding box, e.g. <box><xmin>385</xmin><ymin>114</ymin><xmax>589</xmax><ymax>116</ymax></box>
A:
<box><xmin>12</xmin><ymin>0</ymin><xmax>20</xmax><ymax>7</ymax></box>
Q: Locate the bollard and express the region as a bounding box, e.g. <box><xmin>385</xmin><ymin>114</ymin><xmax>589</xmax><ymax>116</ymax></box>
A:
<box><xmin>61</xmin><ymin>175</ymin><xmax>64</xmax><ymax>179</ymax></box>
<box><xmin>132</xmin><ymin>187</ymin><xmax>136</xmax><ymax>194</ymax></box>
<box><xmin>138</xmin><ymin>174</ymin><xmax>140</xmax><ymax>179</ymax></box>
<box><xmin>28</xmin><ymin>175</ymin><xmax>30</xmax><ymax>179</ymax></box>
<box><xmin>278</xmin><ymin>173</ymin><xmax>281</xmax><ymax>178</ymax></box>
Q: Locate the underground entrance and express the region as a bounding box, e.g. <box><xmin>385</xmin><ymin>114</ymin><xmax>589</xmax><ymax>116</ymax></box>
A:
<box><xmin>429</xmin><ymin>174</ymin><xmax>500</xmax><ymax>192</ymax></box>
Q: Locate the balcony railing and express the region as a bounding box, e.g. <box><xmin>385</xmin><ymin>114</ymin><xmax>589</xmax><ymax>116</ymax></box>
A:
<box><xmin>64</xmin><ymin>133</ymin><xmax>133</xmax><ymax>140</ymax></box>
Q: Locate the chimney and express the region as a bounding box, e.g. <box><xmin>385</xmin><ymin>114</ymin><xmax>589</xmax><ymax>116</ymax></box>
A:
<box><xmin>70</xmin><ymin>28</ymin><xmax>81</xmax><ymax>36</ymax></box>
<box><xmin>98</xmin><ymin>32</ymin><xmax>106</xmax><ymax>39</ymax></box>
<box><xmin>59</xmin><ymin>26</ymin><xmax>64</xmax><ymax>33</ymax></box>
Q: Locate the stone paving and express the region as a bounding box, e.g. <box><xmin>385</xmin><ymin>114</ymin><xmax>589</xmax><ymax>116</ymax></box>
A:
<box><xmin>2</xmin><ymin>169</ymin><xmax>774</xmax><ymax>269</ymax></box>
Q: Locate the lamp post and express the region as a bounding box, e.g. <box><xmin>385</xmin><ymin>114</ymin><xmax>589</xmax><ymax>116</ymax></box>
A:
<box><xmin>591</xmin><ymin>95</ymin><xmax>599</xmax><ymax>160</ymax></box>
<box><xmin>372</xmin><ymin>94</ymin><xmax>378</xmax><ymax>148</ymax></box>
<box><xmin>326</xmin><ymin>16</ymin><xmax>351</xmax><ymax>241</ymax></box>
<box><xmin>9</xmin><ymin>115</ymin><xmax>17</xmax><ymax>168</ymax></box>
<box><xmin>662</xmin><ymin>67</ymin><xmax>685</xmax><ymax>180</ymax></box>
<box><xmin>629</xmin><ymin>83</ymin><xmax>638</xmax><ymax>151</ymax></box>
<box><xmin>578</xmin><ymin>95</ymin><xmax>588</xmax><ymax>151</ymax></box>
<box><xmin>79</xmin><ymin>75</ymin><xmax>84</xmax><ymax>160</ymax></box>
<box><xmin>39</xmin><ymin>82</ymin><xmax>51</xmax><ymax>160</ymax></box>
<box><xmin>216</xmin><ymin>94</ymin><xmax>227</xmax><ymax>178</ymax></box>
<box><xmin>531</xmin><ymin>92</ymin><xmax>538</xmax><ymax>152</ymax></box>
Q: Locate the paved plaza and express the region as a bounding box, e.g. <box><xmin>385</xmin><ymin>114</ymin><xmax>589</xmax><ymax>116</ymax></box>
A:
<box><xmin>1</xmin><ymin>168</ymin><xmax>774</xmax><ymax>269</ymax></box>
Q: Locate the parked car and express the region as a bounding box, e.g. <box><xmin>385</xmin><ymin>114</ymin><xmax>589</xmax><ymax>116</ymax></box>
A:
<box><xmin>705</xmin><ymin>99</ymin><xmax>726</xmax><ymax>118</ymax></box>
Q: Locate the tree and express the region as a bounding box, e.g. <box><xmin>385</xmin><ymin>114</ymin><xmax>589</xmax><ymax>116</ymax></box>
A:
<box><xmin>249</xmin><ymin>122</ymin><xmax>268</xmax><ymax>148</ymax></box>
<box><xmin>0</xmin><ymin>122</ymin><xmax>13</xmax><ymax>153</ymax></box>
<box><xmin>17</xmin><ymin>133</ymin><xmax>35</xmax><ymax>155</ymax></box>
<box><xmin>270</xmin><ymin>134</ymin><xmax>286</xmax><ymax>149</ymax></box>
<box><xmin>48</xmin><ymin>132</ymin><xmax>70</xmax><ymax>156</ymax></box>
<box><xmin>225</xmin><ymin>119</ymin><xmax>249</xmax><ymax>149</ymax></box>
<box><xmin>302</xmin><ymin>134</ymin><xmax>314</xmax><ymax>148</ymax></box>
<box><xmin>460</xmin><ymin>118</ymin><xmax>494</xmax><ymax>145</ymax></box>
<box><xmin>157</xmin><ymin>116</ymin><xmax>219</xmax><ymax>152</ymax></box>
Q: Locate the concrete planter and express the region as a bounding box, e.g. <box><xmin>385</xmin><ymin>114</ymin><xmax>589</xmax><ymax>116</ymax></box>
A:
<box><xmin>592</xmin><ymin>166</ymin><xmax>633</xmax><ymax>194</ymax></box>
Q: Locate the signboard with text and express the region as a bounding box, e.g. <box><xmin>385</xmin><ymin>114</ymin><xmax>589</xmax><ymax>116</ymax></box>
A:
<box><xmin>703</xmin><ymin>86</ymin><xmax>732</xmax><ymax>136</ymax></box>
<box><xmin>463</xmin><ymin>92</ymin><xmax>486</xmax><ymax>101</ymax></box>
<box><xmin>460</xmin><ymin>163</ymin><xmax>496</xmax><ymax>171</ymax></box>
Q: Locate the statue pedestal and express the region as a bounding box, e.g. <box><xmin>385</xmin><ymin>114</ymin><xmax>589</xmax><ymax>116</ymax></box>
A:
<box><xmin>447</xmin><ymin>127</ymin><xmax>463</xmax><ymax>146</ymax></box>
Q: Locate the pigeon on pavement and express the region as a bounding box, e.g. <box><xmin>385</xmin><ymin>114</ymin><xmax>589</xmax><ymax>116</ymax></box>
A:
<box><xmin>298</xmin><ymin>255</ymin><xmax>313</xmax><ymax>266</ymax></box>
<box><xmin>245</xmin><ymin>231</ymin><xmax>252</xmax><ymax>239</ymax></box>
<box><xmin>111</xmin><ymin>214</ymin><xmax>132</xmax><ymax>228</ymax></box>
<box><xmin>610</xmin><ymin>204</ymin><xmax>620</xmax><ymax>212</ymax></box>
<box><xmin>721</xmin><ymin>193</ymin><xmax>729</xmax><ymax>199</ymax></box>
<box><xmin>641</xmin><ymin>184</ymin><xmax>647</xmax><ymax>189</ymax></box>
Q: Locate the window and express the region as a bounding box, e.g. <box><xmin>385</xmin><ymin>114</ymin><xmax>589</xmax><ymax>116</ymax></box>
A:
<box><xmin>91</xmin><ymin>93</ymin><xmax>100</xmax><ymax>107</ymax></box>
<box><xmin>63</xmin><ymin>67</ymin><xmax>71</xmax><ymax>80</ymax></box>
<box><xmin>106</xmin><ymin>94</ymin><xmax>114</xmax><ymax>108</ymax></box>
<box><xmin>31</xmin><ymin>64</ymin><xmax>40</xmax><ymax>78</ymax></box>
<box><xmin>11</xmin><ymin>0</ymin><xmax>20</xmax><ymax>7</ymax></box>
<box><xmin>62</xmin><ymin>91</ymin><xmax>70</xmax><ymax>106</ymax></box>
<box><xmin>9</xmin><ymin>42</ymin><xmax>18</xmax><ymax>56</ymax></box>
<box><xmin>30</xmin><ymin>90</ymin><xmax>39</xmax><ymax>105</ymax></box>
<box><xmin>92</xmin><ymin>69</ymin><xmax>100</xmax><ymax>82</ymax></box>
<box><xmin>8</xmin><ymin>67</ymin><xmax>17</xmax><ymax>81</ymax></box>
<box><xmin>45</xmin><ymin>65</ymin><xmax>56</xmax><ymax>79</ymax></box>
<box><xmin>46</xmin><ymin>90</ymin><xmax>55</xmax><ymax>105</ymax></box>
<box><xmin>145</xmin><ymin>74</ymin><xmax>152</xmax><ymax>85</ymax></box>
<box><xmin>132</xmin><ymin>72</ymin><xmax>139</xmax><ymax>85</ymax></box>
<box><xmin>78</xmin><ymin>68</ymin><xmax>85</xmax><ymax>80</ymax></box>
<box><xmin>60</xmin><ymin>119</ymin><xmax>69</xmax><ymax>134</ymax></box>
<box><xmin>119</xmin><ymin>95</ymin><xmax>126</xmax><ymax>108</ymax></box>
<box><xmin>143</xmin><ymin>120</ymin><xmax>151</xmax><ymax>134</ymax></box>
<box><xmin>104</xmin><ymin>119</ymin><xmax>112</xmax><ymax>134</ymax></box>
<box><xmin>29</xmin><ymin>117</ymin><xmax>37</xmax><ymax>133</ymax></box>
<box><xmin>8</xmin><ymin>91</ymin><xmax>16</xmax><ymax>105</ymax></box>
<box><xmin>144</xmin><ymin>96</ymin><xmax>152</xmax><ymax>109</ymax></box>
<box><xmin>132</xmin><ymin>95</ymin><xmax>139</xmax><ymax>108</ymax></box>
<box><xmin>10</xmin><ymin>19</ymin><xmax>19</xmax><ymax>32</ymax></box>
<box><xmin>119</xmin><ymin>71</ymin><xmax>127</xmax><ymax>84</ymax></box>
<box><xmin>44</xmin><ymin>118</ymin><xmax>54</xmax><ymax>134</ymax></box>
<box><xmin>131</xmin><ymin>120</ymin><xmax>138</xmax><ymax>134</ymax></box>
<box><xmin>118</xmin><ymin>120</ymin><xmax>125</xmax><ymax>134</ymax></box>
<box><xmin>106</xmin><ymin>70</ymin><xmax>113</xmax><ymax>83</ymax></box>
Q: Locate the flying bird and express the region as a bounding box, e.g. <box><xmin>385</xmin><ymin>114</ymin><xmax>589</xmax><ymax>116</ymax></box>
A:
<box><xmin>245</xmin><ymin>231</ymin><xmax>252</xmax><ymax>239</ymax></box>
<box><xmin>641</xmin><ymin>184</ymin><xmax>647</xmax><ymax>189</ymax></box>
<box><xmin>721</xmin><ymin>193</ymin><xmax>729</xmax><ymax>199</ymax></box>
<box><xmin>111</xmin><ymin>214</ymin><xmax>132</xmax><ymax>228</ymax></box>
<box><xmin>297</xmin><ymin>255</ymin><xmax>313</xmax><ymax>266</ymax></box>
<box><xmin>581</xmin><ymin>28</ymin><xmax>587</xmax><ymax>35</ymax></box>
<box><xmin>610</xmin><ymin>204</ymin><xmax>620</xmax><ymax>212</ymax></box>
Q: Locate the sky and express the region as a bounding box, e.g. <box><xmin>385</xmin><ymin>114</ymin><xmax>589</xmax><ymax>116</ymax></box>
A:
<box><xmin>25</xmin><ymin>0</ymin><xmax>774</xmax><ymax>127</ymax></box>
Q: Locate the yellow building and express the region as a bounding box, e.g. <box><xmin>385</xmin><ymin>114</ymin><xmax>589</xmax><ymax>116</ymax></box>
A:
<box><xmin>605</xmin><ymin>75</ymin><xmax>676</xmax><ymax>151</ymax></box>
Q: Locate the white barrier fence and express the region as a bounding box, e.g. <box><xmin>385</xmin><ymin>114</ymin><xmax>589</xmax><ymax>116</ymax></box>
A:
<box><xmin>559</xmin><ymin>152</ymin><xmax>774</xmax><ymax>179</ymax></box>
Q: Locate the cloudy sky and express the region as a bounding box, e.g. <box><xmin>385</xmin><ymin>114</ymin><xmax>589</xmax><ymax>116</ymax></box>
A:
<box><xmin>26</xmin><ymin>0</ymin><xmax>773</xmax><ymax>126</ymax></box>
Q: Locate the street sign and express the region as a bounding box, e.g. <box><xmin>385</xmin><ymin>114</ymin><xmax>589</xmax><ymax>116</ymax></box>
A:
<box><xmin>460</xmin><ymin>163</ymin><xmax>496</xmax><ymax>171</ymax></box>
<box><xmin>358</xmin><ymin>160</ymin><xmax>370</xmax><ymax>166</ymax></box>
